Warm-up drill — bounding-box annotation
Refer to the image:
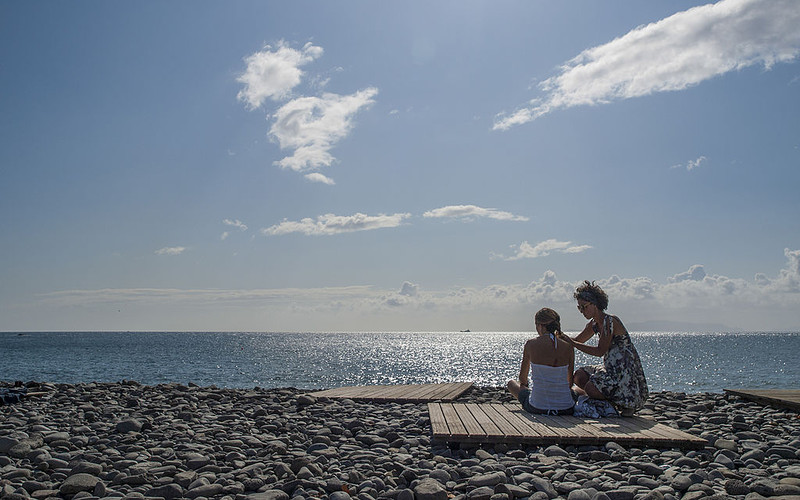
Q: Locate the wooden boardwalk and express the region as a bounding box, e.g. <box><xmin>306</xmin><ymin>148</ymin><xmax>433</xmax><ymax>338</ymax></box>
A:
<box><xmin>724</xmin><ymin>389</ymin><xmax>800</xmax><ymax>412</ymax></box>
<box><xmin>429</xmin><ymin>403</ymin><xmax>708</xmax><ymax>449</ymax></box>
<box><xmin>307</xmin><ymin>382</ymin><xmax>473</xmax><ymax>402</ymax></box>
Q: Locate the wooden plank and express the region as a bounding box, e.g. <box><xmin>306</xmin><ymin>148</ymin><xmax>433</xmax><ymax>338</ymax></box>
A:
<box><xmin>499</xmin><ymin>404</ymin><xmax>550</xmax><ymax>444</ymax></box>
<box><xmin>414</xmin><ymin>383</ymin><xmax>456</xmax><ymax>400</ymax></box>
<box><xmin>454</xmin><ymin>404</ymin><xmax>489</xmax><ymax>440</ymax></box>
<box><xmin>533</xmin><ymin>413</ymin><xmax>585</xmax><ymax>444</ymax></box>
<box><xmin>431</xmin><ymin>403</ymin><xmax>706</xmax><ymax>449</ymax></box>
<box><xmin>407</xmin><ymin>384</ymin><xmax>442</xmax><ymax>400</ymax></box>
<box><xmin>440</xmin><ymin>403</ymin><xmax>469</xmax><ymax>439</ymax></box>
<box><xmin>439</xmin><ymin>382</ymin><xmax>473</xmax><ymax>401</ymax></box>
<box><xmin>479</xmin><ymin>404</ymin><xmax>525</xmax><ymax>441</ymax></box>
<box><xmin>559</xmin><ymin>416</ymin><xmax>615</xmax><ymax>445</ymax></box>
<box><xmin>594</xmin><ymin>417</ymin><xmax>657</xmax><ymax>446</ymax></box>
<box><xmin>428</xmin><ymin>403</ymin><xmax>450</xmax><ymax>438</ymax></box>
<box><xmin>724</xmin><ymin>389</ymin><xmax>800</xmax><ymax>412</ymax></box>
<box><xmin>464</xmin><ymin>403</ymin><xmax>504</xmax><ymax>440</ymax></box>
<box><xmin>307</xmin><ymin>382</ymin><xmax>472</xmax><ymax>402</ymax></box>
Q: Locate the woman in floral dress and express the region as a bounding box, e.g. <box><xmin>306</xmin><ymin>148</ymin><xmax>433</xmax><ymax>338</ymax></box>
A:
<box><xmin>565</xmin><ymin>280</ymin><xmax>649</xmax><ymax>416</ymax></box>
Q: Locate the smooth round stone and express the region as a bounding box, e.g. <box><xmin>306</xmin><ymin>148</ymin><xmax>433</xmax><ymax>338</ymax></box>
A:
<box><xmin>247</xmin><ymin>491</ymin><xmax>290</xmax><ymax>500</ymax></box>
<box><xmin>413</xmin><ymin>478</ymin><xmax>447</xmax><ymax>500</ymax></box>
<box><xmin>670</xmin><ymin>475</ymin><xmax>694</xmax><ymax>492</ymax></box>
<box><xmin>673</xmin><ymin>457</ymin><xmax>700</xmax><ymax>469</ymax></box>
<box><xmin>466</xmin><ymin>486</ymin><xmax>494</xmax><ymax>500</ymax></box>
<box><xmin>714</xmin><ymin>439</ymin><xmax>737</xmax><ymax>451</ymax></box>
<box><xmin>429</xmin><ymin>470</ymin><xmax>451</xmax><ymax>483</ymax></box>
<box><xmin>724</xmin><ymin>479</ymin><xmax>750</xmax><ymax>495</ymax></box>
<box><xmin>59</xmin><ymin>474</ymin><xmax>100</xmax><ymax>496</ymax></box>
<box><xmin>468</xmin><ymin>472</ymin><xmax>506</xmax><ymax>487</ymax></box>
<box><xmin>71</xmin><ymin>462</ymin><xmax>103</xmax><ymax>476</ymax></box>
<box><xmin>543</xmin><ymin>445</ymin><xmax>569</xmax><ymax>458</ymax></box>
<box><xmin>114</xmin><ymin>419</ymin><xmax>143</xmax><ymax>434</ymax></box>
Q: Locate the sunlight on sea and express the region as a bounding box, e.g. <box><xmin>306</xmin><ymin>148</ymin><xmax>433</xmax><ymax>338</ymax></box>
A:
<box><xmin>3</xmin><ymin>331</ymin><xmax>798</xmax><ymax>393</ymax></box>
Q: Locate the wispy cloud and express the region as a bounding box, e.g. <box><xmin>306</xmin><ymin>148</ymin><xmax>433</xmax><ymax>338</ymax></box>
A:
<box><xmin>671</xmin><ymin>156</ymin><xmax>707</xmax><ymax>171</ymax></box>
<box><xmin>155</xmin><ymin>246</ymin><xmax>186</xmax><ymax>256</ymax></box>
<box><xmin>494</xmin><ymin>0</ymin><xmax>800</xmax><ymax>130</ymax></box>
<box><xmin>261</xmin><ymin>212</ymin><xmax>411</xmax><ymax>236</ymax></box>
<box><xmin>304</xmin><ymin>173</ymin><xmax>336</xmax><ymax>185</ymax></box>
<box><xmin>223</xmin><ymin>219</ymin><xmax>248</xmax><ymax>231</ymax></box>
<box><xmin>221</xmin><ymin>219</ymin><xmax>248</xmax><ymax>241</ymax></box>
<box><xmin>238</xmin><ymin>40</ymin><xmax>377</xmax><ymax>183</ymax></box>
<box><xmin>423</xmin><ymin>205</ymin><xmax>529</xmax><ymax>222</ymax></box>
<box><xmin>498</xmin><ymin>239</ymin><xmax>592</xmax><ymax>261</ymax></box>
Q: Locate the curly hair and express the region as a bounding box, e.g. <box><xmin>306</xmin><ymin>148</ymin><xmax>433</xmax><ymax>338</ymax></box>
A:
<box><xmin>534</xmin><ymin>307</ymin><xmax>562</xmax><ymax>335</ymax></box>
<box><xmin>573</xmin><ymin>280</ymin><xmax>609</xmax><ymax>311</ymax></box>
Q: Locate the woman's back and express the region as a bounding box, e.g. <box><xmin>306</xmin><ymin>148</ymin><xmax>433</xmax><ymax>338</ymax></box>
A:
<box><xmin>526</xmin><ymin>333</ymin><xmax>573</xmax><ymax>367</ymax></box>
<box><xmin>525</xmin><ymin>332</ymin><xmax>575</xmax><ymax>412</ymax></box>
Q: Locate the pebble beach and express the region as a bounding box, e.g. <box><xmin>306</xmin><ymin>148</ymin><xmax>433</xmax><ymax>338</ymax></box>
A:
<box><xmin>1</xmin><ymin>382</ymin><xmax>799</xmax><ymax>500</ymax></box>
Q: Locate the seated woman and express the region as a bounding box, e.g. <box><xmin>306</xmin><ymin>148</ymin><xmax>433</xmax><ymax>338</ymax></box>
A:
<box><xmin>507</xmin><ymin>307</ymin><xmax>575</xmax><ymax>415</ymax></box>
<box><xmin>564</xmin><ymin>280</ymin><xmax>649</xmax><ymax>416</ymax></box>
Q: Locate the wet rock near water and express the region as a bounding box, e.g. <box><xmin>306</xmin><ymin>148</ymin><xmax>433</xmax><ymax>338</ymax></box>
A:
<box><xmin>1</xmin><ymin>382</ymin><xmax>799</xmax><ymax>500</ymax></box>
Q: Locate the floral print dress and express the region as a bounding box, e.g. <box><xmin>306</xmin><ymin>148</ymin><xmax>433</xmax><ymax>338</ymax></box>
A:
<box><xmin>582</xmin><ymin>314</ymin><xmax>649</xmax><ymax>413</ymax></box>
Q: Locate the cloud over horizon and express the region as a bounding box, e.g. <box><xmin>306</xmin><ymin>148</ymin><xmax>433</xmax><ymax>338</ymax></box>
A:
<box><xmin>494</xmin><ymin>0</ymin><xmax>800</xmax><ymax>130</ymax></box>
<box><xmin>34</xmin><ymin>248</ymin><xmax>800</xmax><ymax>331</ymax></box>
<box><xmin>238</xmin><ymin>40</ymin><xmax>377</xmax><ymax>182</ymax></box>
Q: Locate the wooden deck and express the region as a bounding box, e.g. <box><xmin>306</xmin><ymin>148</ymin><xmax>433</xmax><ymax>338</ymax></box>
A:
<box><xmin>307</xmin><ymin>382</ymin><xmax>473</xmax><ymax>402</ymax></box>
<box><xmin>429</xmin><ymin>403</ymin><xmax>708</xmax><ymax>449</ymax></box>
<box><xmin>724</xmin><ymin>389</ymin><xmax>800</xmax><ymax>412</ymax></box>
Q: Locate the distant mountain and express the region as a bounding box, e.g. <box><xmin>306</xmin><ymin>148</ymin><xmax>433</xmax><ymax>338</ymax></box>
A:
<box><xmin>626</xmin><ymin>320</ymin><xmax>735</xmax><ymax>333</ymax></box>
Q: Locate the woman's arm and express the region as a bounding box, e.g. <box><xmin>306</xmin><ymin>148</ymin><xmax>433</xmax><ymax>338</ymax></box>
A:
<box><xmin>566</xmin><ymin>319</ymin><xmax>614</xmax><ymax>357</ymax></box>
<box><xmin>567</xmin><ymin>344</ymin><xmax>575</xmax><ymax>386</ymax></box>
<box><xmin>573</xmin><ymin>322</ymin><xmax>595</xmax><ymax>343</ymax></box>
<box><xmin>518</xmin><ymin>340</ymin><xmax>532</xmax><ymax>387</ymax></box>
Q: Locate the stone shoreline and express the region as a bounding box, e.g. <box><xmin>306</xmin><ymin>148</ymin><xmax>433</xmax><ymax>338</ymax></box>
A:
<box><xmin>1</xmin><ymin>382</ymin><xmax>799</xmax><ymax>500</ymax></box>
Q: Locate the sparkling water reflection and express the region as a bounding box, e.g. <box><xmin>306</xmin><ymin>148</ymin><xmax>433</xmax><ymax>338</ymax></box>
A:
<box><xmin>2</xmin><ymin>331</ymin><xmax>797</xmax><ymax>393</ymax></box>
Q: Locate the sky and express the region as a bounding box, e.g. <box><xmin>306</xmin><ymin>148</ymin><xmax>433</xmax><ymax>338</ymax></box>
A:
<box><xmin>1</xmin><ymin>0</ymin><xmax>799</xmax><ymax>332</ymax></box>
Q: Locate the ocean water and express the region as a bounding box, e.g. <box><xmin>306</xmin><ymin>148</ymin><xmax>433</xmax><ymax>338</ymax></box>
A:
<box><xmin>1</xmin><ymin>331</ymin><xmax>797</xmax><ymax>393</ymax></box>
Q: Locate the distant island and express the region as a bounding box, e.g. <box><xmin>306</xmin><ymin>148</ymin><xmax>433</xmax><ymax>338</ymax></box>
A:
<box><xmin>626</xmin><ymin>320</ymin><xmax>734</xmax><ymax>332</ymax></box>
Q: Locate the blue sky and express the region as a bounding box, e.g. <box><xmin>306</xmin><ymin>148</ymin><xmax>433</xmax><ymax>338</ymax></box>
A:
<box><xmin>2</xmin><ymin>0</ymin><xmax>799</xmax><ymax>332</ymax></box>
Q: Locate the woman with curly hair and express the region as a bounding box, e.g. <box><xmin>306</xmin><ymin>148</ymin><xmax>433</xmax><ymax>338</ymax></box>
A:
<box><xmin>564</xmin><ymin>281</ymin><xmax>649</xmax><ymax>416</ymax></box>
<box><xmin>507</xmin><ymin>307</ymin><xmax>575</xmax><ymax>415</ymax></box>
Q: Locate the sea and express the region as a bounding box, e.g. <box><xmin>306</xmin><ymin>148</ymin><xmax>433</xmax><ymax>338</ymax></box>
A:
<box><xmin>2</xmin><ymin>331</ymin><xmax>797</xmax><ymax>394</ymax></box>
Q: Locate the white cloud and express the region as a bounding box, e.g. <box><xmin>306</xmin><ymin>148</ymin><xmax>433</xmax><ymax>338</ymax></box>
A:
<box><xmin>304</xmin><ymin>172</ymin><xmax>336</xmax><ymax>185</ymax></box>
<box><xmin>399</xmin><ymin>281</ymin><xmax>419</xmax><ymax>297</ymax></box>
<box><xmin>423</xmin><ymin>205</ymin><xmax>529</xmax><ymax>222</ymax></box>
<box><xmin>270</xmin><ymin>89</ymin><xmax>378</xmax><ymax>172</ymax></box>
<box><xmin>501</xmin><ymin>239</ymin><xmax>592</xmax><ymax>261</ymax></box>
<box><xmin>672</xmin><ymin>156</ymin><xmax>707</xmax><ymax>171</ymax></box>
<box><xmin>237</xmin><ymin>41</ymin><xmax>378</xmax><ymax>182</ymax></box>
<box><xmin>261</xmin><ymin>212</ymin><xmax>411</xmax><ymax>236</ymax></box>
<box><xmin>220</xmin><ymin>232</ymin><xmax>229</xmax><ymax>241</ymax></box>
<box><xmin>237</xmin><ymin>41</ymin><xmax>323</xmax><ymax>109</ymax></box>
<box><xmin>223</xmin><ymin>219</ymin><xmax>248</xmax><ymax>231</ymax></box>
<box><xmin>494</xmin><ymin>0</ymin><xmax>800</xmax><ymax>129</ymax></box>
<box><xmin>669</xmin><ymin>264</ymin><xmax>707</xmax><ymax>283</ymax></box>
<box><xmin>155</xmin><ymin>246</ymin><xmax>186</xmax><ymax>256</ymax></box>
